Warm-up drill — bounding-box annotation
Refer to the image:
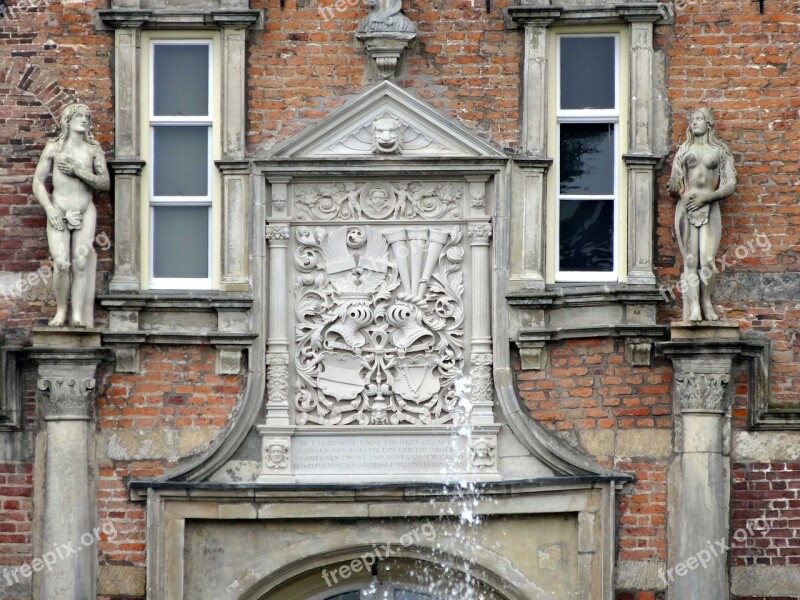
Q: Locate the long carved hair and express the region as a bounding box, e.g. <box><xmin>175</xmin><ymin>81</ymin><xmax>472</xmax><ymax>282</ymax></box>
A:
<box><xmin>671</xmin><ymin>107</ymin><xmax>736</xmax><ymax>194</ymax></box>
<box><xmin>56</xmin><ymin>103</ymin><xmax>100</xmax><ymax>150</ymax></box>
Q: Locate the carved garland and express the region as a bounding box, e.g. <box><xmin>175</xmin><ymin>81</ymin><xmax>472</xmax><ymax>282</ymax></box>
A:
<box><xmin>293</xmin><ymin>224</ymin><xmax>466</xmax><ymax>426</ymax></box>
<box><xmin>293</xmin><ymin>181</ymin><xmax>464</xmax><ymax>222</ymax></box>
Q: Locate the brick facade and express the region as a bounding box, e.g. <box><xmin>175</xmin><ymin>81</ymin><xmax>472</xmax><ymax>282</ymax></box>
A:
<box><xmin>1</xmin><ymin>0</ymin><xmax>799</xmax><ymax>598</ymax></box>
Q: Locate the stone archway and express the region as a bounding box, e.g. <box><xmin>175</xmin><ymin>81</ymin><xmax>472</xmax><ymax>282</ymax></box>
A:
<box><xmin>247</xmin><ymin>554</ymin><xmax>514</xmax><ymax>600</ymax></box>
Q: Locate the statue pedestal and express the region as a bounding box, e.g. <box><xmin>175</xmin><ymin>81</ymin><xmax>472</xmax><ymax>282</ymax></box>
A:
<box><xmin>30</xmin><ymin>328</ymin><xmax>106</xmax><ymax>600</ymax></box>
<box><xmin>660</xmin><ymin>321</ymin><xmax>742</xmax><ymax>599</ymax></box>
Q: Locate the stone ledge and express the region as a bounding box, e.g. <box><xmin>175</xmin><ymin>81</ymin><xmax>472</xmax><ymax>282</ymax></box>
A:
<box><xmin>97</xmin><ymin>8</ymin><xmax>262</xmax><ymax>30</ymax></box>
<box><xmin>507</xmin><ymin>284</ymin><xmax>664</xmax><ymax>308</ymax></box>
<box><xmin>731</xmin><ymin>566</ymin><xmax>800</xmax><ymax>597</ymax></box>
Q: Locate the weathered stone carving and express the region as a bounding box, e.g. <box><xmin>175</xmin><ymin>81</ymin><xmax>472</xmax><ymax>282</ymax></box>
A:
<box><xmin>37</xmin><ymin>376</ymin><xmax>96</xmax><ymax>420</ymax></box>
<box><xmin>668</xmin><ymin>108</ymin><xmax>737</xmax><ymax>322</ymax></box>
<box><xmin>468</xmin><ymin>223</ymin><xmax>492</xmax><ymax>243</ymax></box>
<box><xmin>471</xmin><ymin>437</ymin><xmax>496</xmax><ymax>470</ymax></box>
<box><xmin>294</xmin><ymin>181</ymin><xmax>463</xmax><ymax>221</ymax></box>
<box><xmin>471</xmin><ymin>353</ymin><xmax>493</xmax><ymax>407</ymax></box>
<box><xmin>356</xmin><ymin>1</ymin><xmax>417</xmax><ymax>79</ymax></box>
<box><xmin>372</xmin><ymin>116</ymin><xmax>403</xmax><ymax>154</ymax></box>
<box><xmin>266</xmin><ymin>354</ymin><xmax>290</xmax><ymax>407</ymax></box>
<box><xmin>358</xmin><ymin>0</ymin><xmax>415</xmax><ymax>34</ymax></box>
<box><xmin>263</xmin><ymin>439</ymin><xmax>289</xmax><ymax>469</ymax></box>
<box><xmin>294</xmin><ymin>225</ymin><xmax>465</xmax><ymax>425</ymax></box>
<box><xmin>265</xmin><ymin>225</ymin><xmax>290</xmax><ymax>240</ymax></box>
<box><xmin>327</xmin><ymin>113</ymin><xmax>444</xmax><ymax>155</ymax></box>
<box><xmin>34</xmin><ymin>104</ymin><xmax>110</xmax><ymax>327</ymax></box>
<box><xmin>674</xmin><ymin>372</ymin><xmax>730</xmax><ymax>412</ymax></box>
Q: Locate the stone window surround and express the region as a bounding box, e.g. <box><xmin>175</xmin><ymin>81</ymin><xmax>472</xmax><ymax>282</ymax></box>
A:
<box><xmin>505</xmin><ymin>3</ymin><xmax>665</xmax><ymax>367</ymax></box>
<box><xmin>96</xmin><ymin>8</ymin><xmax>261</xmax><ymax>375</ymax></box>
<box><xmin>97</xmin><ymin>8</ymin><xmax>261</xmax><ymax>294</ymax></box>
<box><xmin>0</xmin><ymin>340</ymin><xmax>23</xmax><ymax>430</ymax></box>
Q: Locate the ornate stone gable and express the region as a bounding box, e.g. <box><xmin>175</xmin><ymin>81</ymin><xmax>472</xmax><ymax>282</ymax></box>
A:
<box><xmin>258</xmin><ymin>81</ymin><xmax>506</xmax><ymax>483</ymax></box>
<box><xmin>267</xmin><ymin>80</ymin><xmax>505</xmax><ymax>159</ymax></box>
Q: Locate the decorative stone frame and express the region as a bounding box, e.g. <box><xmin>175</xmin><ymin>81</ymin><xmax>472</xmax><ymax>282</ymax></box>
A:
<box><xmin>505</xmin><ymin>2</ymin><xmax>666</xmax><ymax>366</ymax></box>
<box><xmin>97</xmin><ymin>3</ymin><xmax>261</xmax><ymax>374</ymax></box>
<box><xmin>133</xmin><ymin>481</ymin><xmax>623</xmax><ymax>600</ymax></box>
<box><xmin>0</xmin><ymin>343</ymin><xmax>22</xmax><ymax>430</ymax></box>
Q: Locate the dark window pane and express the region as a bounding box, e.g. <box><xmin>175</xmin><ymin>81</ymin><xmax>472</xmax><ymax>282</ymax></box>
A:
<box><xmin>325</xmin><ymin>593</ymin><xmax>360</xmax><ymax>600</ymax></box>
<box><xmin>153</xmin><ymin>126</ymin><xmax>209</xmax><ymax>197</ymax></box>
<box><xmin>560</xmin><ymin>36</ymin><xmax>616</xmax><ymax>110</ymax></box>
<box><xmin>396</xmin><ymin>591</ymin><xmax>435</xmax><ymax>600</ymax></box>
<box><xmin>559</xmin><ymin>199</ymin><xmax>614</xmax><ymax>272</ymax></box>
<box><xmin>153</xmin><ymin>206</ymin><xmax>209</xmax><ymax>278</ymax></box>
<box><xmin>153</xmin><ymin>44</ymin><xmax>209</xmax><ymax>117</ymax></box>
<box><xmin>559</xmin><ymin>123</ymin><xmax>615</xmax><ymax>195</ymax></box>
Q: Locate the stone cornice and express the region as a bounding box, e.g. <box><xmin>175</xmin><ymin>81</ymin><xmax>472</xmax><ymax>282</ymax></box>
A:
<box><xmin>97</xmin><ymin>8</ymin><xmax>261</xmax><ymax>30</ymax></box>
<box><xmin>506</xmin><ymin>3</ymin><xmax>664</xmax><ymax>28</ymax></box>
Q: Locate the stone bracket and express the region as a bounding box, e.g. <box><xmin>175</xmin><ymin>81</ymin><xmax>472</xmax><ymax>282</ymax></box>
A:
<box><xmin>356</xmin><ymin>32</ymin><xmax>417</xmax><ymax>79</ymax></box>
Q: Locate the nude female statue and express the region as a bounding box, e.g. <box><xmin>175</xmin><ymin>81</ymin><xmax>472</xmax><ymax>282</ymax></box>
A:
<box><xmin>33</xmin><ymin>104</ymin><xmax>110</xmax><ymax>327</ymax></box>
<box><xmin>668</xmin><ymin>108</ymin><xmax>737</xmax><ymax>322</ymax></box>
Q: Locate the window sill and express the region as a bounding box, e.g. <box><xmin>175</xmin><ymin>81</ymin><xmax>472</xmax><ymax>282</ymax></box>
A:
<box><xmin>507</xmin><ymin>284</ymin><xmax>666</xmax><ymax>369</ymax></box>
<box><xmin>98</xmin><ymin>292</ymin><xmax>254</xmax><ymax>374</ymax></box>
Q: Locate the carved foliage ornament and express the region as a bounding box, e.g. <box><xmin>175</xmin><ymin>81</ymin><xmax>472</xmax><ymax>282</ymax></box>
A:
<box><xmin>294</xmin><ymin>224</ymin><xmax>465</xmax><ymax>426</ymax></box>
<box><xmin>37</xmin><ymin>377</ymin><xmax>96</xmax><ymax>419</ymax></box>
<box><xmin>674</xmin><ymin>372</ymin><xmax>730</xmax><ymax>412</ymax></box>
<box><xmin>470</xmin><ymin>353</ymin><xmax>493</xmax><ymax>407</ymax></box>
<box><xmin>266</xmin><ymin>354</ymin><xmax>290</xmax><ymax>408</ymax></box>
<box><xmin>294</xmin><ymin>181</ymin><xmax>463</xmax><ymax>222</ymax></box>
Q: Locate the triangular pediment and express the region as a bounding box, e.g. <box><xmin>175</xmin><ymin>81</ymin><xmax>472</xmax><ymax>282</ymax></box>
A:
<box><xmin>269</xmin><ymin>81</ymin><xmax>506</xmax><ymax>159</ymax></box>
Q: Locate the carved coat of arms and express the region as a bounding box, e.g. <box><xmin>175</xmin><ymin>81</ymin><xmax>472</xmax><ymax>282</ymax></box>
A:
<box><xmin>294</xmin><ymin>222</ymin><xmax>465</xmax><ymax>425</ymax></box>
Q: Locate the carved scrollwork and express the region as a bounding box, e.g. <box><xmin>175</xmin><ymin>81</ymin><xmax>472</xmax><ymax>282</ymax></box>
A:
<box><xmin>674</xmin><ymin>372</ymin><xmax>730</xmax><ymax>412</ymax></box>
<box><xmin>37</xmin><ymin>377</ymin><xmax>96</xmax><ymax>420</ymax></box>
<box><xmin>294</xmin><ymin>181</ymin><xmax>463</xmax><ymax>221</ymax></box>
<box><xmin>293</xmin><ymin>224</ymin><xmax>465</xmax><ymax>426</ymax></box>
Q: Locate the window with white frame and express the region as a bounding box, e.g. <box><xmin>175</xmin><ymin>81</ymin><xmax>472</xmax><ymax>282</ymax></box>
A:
<box><xmin>555</xmin><ymin>34</ymin><xmax>619</xmax><ymax>282</ymax></box>
<box><xmin>148</xmin><ymin>40</ymin><xmax>214</xmax><ymax>289</ymax></box>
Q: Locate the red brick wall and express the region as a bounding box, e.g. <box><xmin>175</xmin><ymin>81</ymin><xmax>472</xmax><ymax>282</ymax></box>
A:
<box><xmin>0</xmin><ymin>463</ymin><xmax>33</xmax><ymax>573</ymax></box>
<box><xmin>731</xmin><ymin>462</ymin><xmax>800</xmax><ymax>567</ymax></box>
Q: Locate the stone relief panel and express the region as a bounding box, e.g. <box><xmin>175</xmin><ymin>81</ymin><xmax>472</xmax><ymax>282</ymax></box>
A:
<box><xmin>293</xmin><ymin>223</ymin><xmax>465</xmax><ymax>426</ymax></box>
<box><xmin>293</xmin><ymin>181</ymin><xmax>464</xmax><ymax>222</ymax></box>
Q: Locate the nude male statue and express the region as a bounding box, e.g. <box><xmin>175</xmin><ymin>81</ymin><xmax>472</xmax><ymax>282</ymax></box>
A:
<box><xmin>33</xmin><ymin>104</ymin><xmax>110</xmax><ymax>327</ymax></box>
<box><xmin>668</xmin><ymin>107</ymin><xmax>737</xmax><ymax>322</ymax></box>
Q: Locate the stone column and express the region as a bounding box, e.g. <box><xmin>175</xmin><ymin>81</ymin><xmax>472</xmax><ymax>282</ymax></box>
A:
<box><xmin>661</xmin><ymin>324</ymin><xmax>742</xmax><ymax>600</ymax></box>
<box><xmin>258</xmin><ymin>224</ymin><xmax>294</xmax><ymax>482</ymax></box>
<box><xmin>468</xmin><ymin>223</ymin><xmax>493</xmax><ymax>425</ymax></box>
<box><xmin>30</xmin><ymin>329</ymin><xmax>105</xmax><ymax>600</ymax></box>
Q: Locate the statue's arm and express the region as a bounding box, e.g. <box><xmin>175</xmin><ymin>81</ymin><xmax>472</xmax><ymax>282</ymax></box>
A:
<box><xmin>711</xmin><ymin>152</ymin><xmax>737</xmax><ymax>202</ymax></box>
<box><xmin>72</xmin><ymin>149</ymin><xmax>110</xmax><ymax>192</ymax></box>
<box><xmin>33</xmin><ymin>143</ymin><xmax>64</xmax><ymax>230</ymax></box>
<box><xmin>667</xmin><ymin>153</ymin><xmax>684</xmax><ymax>198</ymax></box>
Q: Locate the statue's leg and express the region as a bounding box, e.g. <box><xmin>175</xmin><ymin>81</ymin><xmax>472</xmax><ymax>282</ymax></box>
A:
<box><xmin>699</xmin><ymin>203</ymin><xmax>723</xmax><ymax>321</ymax></box>
<box><xmin>46</xmin><ymin>225</ymin><xmax>70</xmax><ymax>326</ymax></box>
<box><xmin>675</xmin><ymin>198</ymin><xmax>701</xmax><ymax>321</ymax></box>
<box><xmin>69</xmin><ymin>203</ymin><xmax>96</xmax><ymax>328</ymax></box>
